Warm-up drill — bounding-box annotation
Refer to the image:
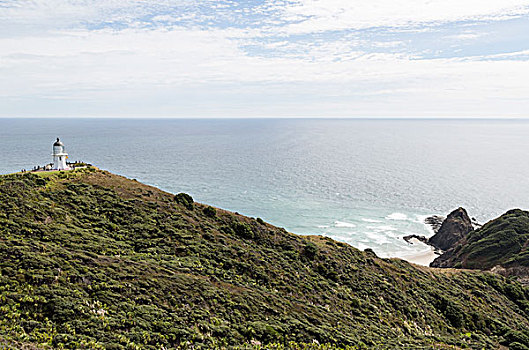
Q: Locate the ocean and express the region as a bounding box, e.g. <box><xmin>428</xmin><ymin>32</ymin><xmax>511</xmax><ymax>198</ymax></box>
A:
<box><xmin>2</xmin><ymin>118</ymin><xmax>529</xmax><ymax>262</ymax></box>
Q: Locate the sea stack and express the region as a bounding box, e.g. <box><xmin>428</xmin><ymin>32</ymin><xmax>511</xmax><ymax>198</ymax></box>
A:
<box><xmin>428</xmin><ymin>207</ymin><xmax>473</xmax><ymax>251</ymax></box>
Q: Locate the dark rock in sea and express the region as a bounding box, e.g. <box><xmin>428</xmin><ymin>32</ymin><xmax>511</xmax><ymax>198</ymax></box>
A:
<box><xmin>471</xmin><ymin>217</ymin><xmax>482</xmax><ymax>229</ymax></box>
<box><xmin>428</xmin><ymin>207</ymin><xmax>473</xmax><ymax>251</ymax></box>
<box><xmin>403</xmin><ymin>210</ymin><xmax>471</xmax><ymax>253</ymax></box>
<box><xmin>403</xmin><ymin>234</ymin><xmax>428</xmax><ymax>244</ymax></box>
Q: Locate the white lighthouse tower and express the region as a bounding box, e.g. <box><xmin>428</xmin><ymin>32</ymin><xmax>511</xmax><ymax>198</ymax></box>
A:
<box><xmin>52</xmin><ymin>138</ymin><xmax>69</xmax><ymax>170</ymax></box>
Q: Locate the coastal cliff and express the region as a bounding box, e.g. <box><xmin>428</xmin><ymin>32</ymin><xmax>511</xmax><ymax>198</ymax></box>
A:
<box><xmin>428</xmin><ymin>207</ymin><xmax>474</xmax><ymax>251</ymax></box>
<box><xmin>431</xmin><ymin>209</ymin><xmax>529</xmax><ymax>277</ymax></box>
<box><xmin>403</xmin><ymin>207</ymin><xmax>473</xmax><ymax>252</ymax></box>
<box><xmin>2</xmin><ymin>168</ymin><xmax>529</xmax><ymax>349</ymax></box>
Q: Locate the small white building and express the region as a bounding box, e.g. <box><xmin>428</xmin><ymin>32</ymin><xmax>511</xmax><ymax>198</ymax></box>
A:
<box><xmin>52</xmin><ymin>138</ymin><xmax>70</xmax><ymax>170</ymax></box>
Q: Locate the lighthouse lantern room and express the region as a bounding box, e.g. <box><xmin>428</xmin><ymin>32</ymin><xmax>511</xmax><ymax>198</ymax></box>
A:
<box><xmin>52</xmin><ymin>138</ymin><xmax>70</xmax><ymax>170</ymax></box>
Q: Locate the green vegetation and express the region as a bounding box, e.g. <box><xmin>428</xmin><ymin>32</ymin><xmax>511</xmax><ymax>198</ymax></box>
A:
<box><xmin>433</xmin><ymin>209</ymin><xmax>529</xmax><ymax>271</ymax></box>
<box><xmin>1</xmin><ymin>168</ymin><xmax>529</xmax><ymax>349</ymax></box>
<box><xmin>174</xmin><ymin>192</ymin><xmax>194</xmax><ymax>210</ymax></box>
<box><xmin>203</xmin><ymin>206</ymin><xmax>217</xmax><ymax>218</ymax></box>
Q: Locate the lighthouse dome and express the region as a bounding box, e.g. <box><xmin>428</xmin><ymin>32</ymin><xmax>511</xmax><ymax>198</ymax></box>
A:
<box><xmin>53</xmin><ymin>138</ymin><xmax>64</xmax><ymax>147</ymax></box>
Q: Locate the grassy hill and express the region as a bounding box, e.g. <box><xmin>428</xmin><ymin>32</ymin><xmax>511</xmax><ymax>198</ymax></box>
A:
<box><xmin>431</xmin><ymin>209</ymin><xmax>529</xmax><ymax>273</ymax></box>
<box><xmin>2</xmin><ymin>168</ymin><xmax>529</xmax><ymax>349</ymax></box>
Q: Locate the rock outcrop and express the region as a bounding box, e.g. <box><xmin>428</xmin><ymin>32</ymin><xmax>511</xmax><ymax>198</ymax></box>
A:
<box><xmin>430</xmin><ymin>246</ymin><xmax>459</xmax><ymax>268</ymax></box>
<box><xmin>428</xmin><ymin>207</ymin><xmax>473</xmax><ymax>251</ymax></box>
<box><xmin>403</xmin><ymin>234</ymin><xmax>429</xmax><ymax>245</ymax></box>
<box><xmin>431</xmin><ymin>209</ymin><xmax>529</xmax><ymax>275</ymax></box>
<box><xmin>403</xmin><ymin>209</ymin><xmax>472</xmax><ymax>253</ymax></box>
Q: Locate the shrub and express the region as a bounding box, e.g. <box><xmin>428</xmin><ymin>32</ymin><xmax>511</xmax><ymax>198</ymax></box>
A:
<box><xmin>436</xmin><ymin>296</ymin><xmax>464</xmax><ymax>328</ymax></box>
<box><xmin>232</xmin><ymin>222</ymin><xmax>254</xmax><ymax>239</ymax></box>
<box><xmin>220</xmin><ymin>225</ymin><xmax>235</xmax><ymax>235</ymax></box>
<box><xmin>174</xmin><ymin>193</ymin><xmax>194</xmax><ymax>210</ymax></box>
<box><xmin>203</xmin><ymin>206</ymin><xmax>217</xmax><ymax>218</ymax></box>
<box><xmin>303</xmin><ymin>242</ymin><xmax>318</xmax><ymax>259</ymax></box>
<box><xmin>510</xmin><ymin>342</ymin><xmax>529</xmax><ymax>350</ymax></box>
<box><xmin>502</xmin><ymin>329</ymin><xmax>529</xmax><ymax>347</ymax></box>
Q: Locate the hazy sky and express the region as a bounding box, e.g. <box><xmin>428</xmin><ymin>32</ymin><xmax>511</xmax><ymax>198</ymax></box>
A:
<box><xmin>1</xmin><ymin>0</ymin><xmax>529</xmax><ymax>117</ymax></box>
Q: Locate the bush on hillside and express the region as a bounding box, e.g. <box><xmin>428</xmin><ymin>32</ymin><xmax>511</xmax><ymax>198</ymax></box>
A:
<box><xmin>174</xmin><ymin>192</ymin><xmax>194</xmax><ymax>210</ymax></box>
<box><xmin>203</xmin><ymin>206</ymin><xmax>216</xmax><ymax>218</ymax></box>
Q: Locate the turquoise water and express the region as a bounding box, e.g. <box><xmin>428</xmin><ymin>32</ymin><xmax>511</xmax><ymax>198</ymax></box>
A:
<box><xmin>2</xmin><ymin>118</ymin><xmax>529</xmax><ymax>260</ymax></box>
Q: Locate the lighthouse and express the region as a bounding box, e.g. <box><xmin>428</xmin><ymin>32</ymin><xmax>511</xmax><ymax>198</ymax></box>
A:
<box><xmin>52</xmin><ymin>138</ymin><xmax>69</xmax><ymax>170</ymax></box>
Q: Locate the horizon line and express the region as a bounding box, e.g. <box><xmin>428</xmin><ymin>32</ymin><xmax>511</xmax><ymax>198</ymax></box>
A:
<box><xmin>1</xmin><ymin>116</ymin><xmax>529</xmax><ymax>120</ymax></box>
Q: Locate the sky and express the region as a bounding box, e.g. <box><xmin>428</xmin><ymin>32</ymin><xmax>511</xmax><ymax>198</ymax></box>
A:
<box><xmin>1</xmin><ymin>0</ymin><xmax>529</xmax><ymax>118</ymax></box>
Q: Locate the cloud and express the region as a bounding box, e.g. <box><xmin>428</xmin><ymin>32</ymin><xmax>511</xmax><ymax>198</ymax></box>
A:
<box><xmin>276</xmin><ymin>0</ymin><xmax>529</xmax><ymax>33</ymax></box>
<box><xmin>0</xmin><ymin>0</ymin><xmax>528</xmax><ymax>117</ymax></box>
<box><xmin>446</xmin><ymin>32</ymin><xmax>487</xmax><ymax>41</ymax></box>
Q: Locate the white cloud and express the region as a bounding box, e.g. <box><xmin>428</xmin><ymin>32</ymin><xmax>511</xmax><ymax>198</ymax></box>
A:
<box><xmin>447</xmin><ymin>32</ymin><xmax>486</xmax><ymax>40</ymax></box>
<box><xmin>0</xmin><ymin>0</ymin><xmax>528</xmax><ymax>117</ymax></box>
<box><xmin>276</xmin><ymin>0</ymin><xmax>529</xmax><ymax>33</ymax></box>
<box><xmin>1</xmin><ymin>26</ymin><xmax>528</xmax><ymax>116</ymax></box>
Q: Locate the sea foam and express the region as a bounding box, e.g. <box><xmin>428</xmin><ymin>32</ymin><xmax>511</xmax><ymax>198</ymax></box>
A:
<box><xmin>334</xmin><ymin>221</ymin><xmax>356</xmax><ymax>228</ymax></box>
<box><xmin>385</xmin><ymin>212</ymin><xmax>409</xmax><ymax>221</ymax></box>
<box><xmin>361</xmin><ymin>218</ymin><xmax>383</xmax><ymax>223</ymax></box>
